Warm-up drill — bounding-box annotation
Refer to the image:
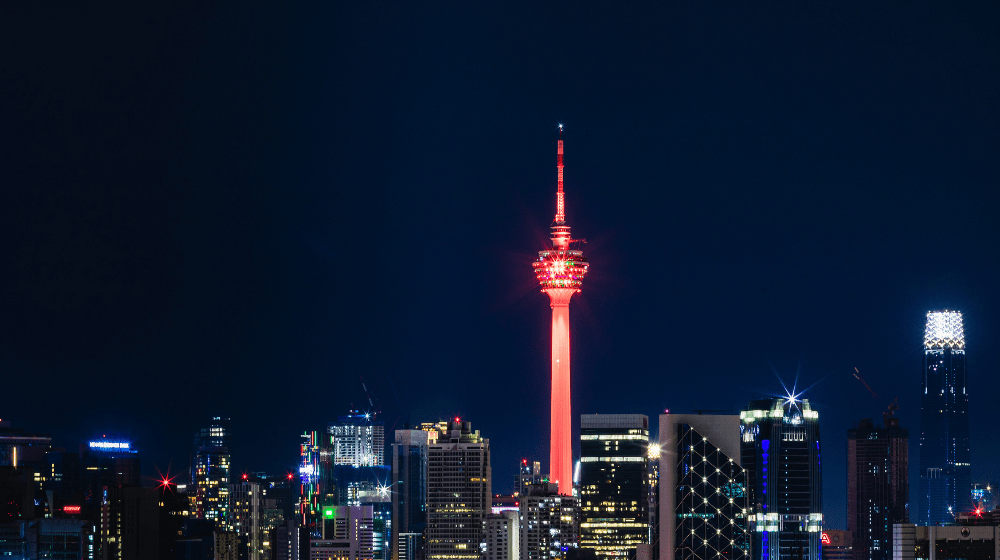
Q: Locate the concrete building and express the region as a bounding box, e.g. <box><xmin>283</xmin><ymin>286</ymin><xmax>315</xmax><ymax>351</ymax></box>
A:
<box><xmin>822</xmin><ymin>529</ymin><xmax>853</xmax><ymax>560</ymax></box>
<box><xmin>485</xmin><ymin>511</ymin><xmax>519</xmax><ymax>560</ymax></box>
<box><xmin>425</xmin><ymin>421</ymin><xmax>491</xmax><ymax>560</ymax></box>
<box><xmin>892</xmin><ymin>522</ymin><xmax>1000</xmax><ymax>560</ymax></box>
<box><xmin>311</xmin><ymin>505</ymin><xmax>375</xmax><ymax>560</ymax></box>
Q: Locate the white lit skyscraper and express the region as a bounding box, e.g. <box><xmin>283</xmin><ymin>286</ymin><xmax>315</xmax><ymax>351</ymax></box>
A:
<box><xmin>918</xmin><ymin>310</ymin><xmax>971</xmax><ymax>525</ymax></box>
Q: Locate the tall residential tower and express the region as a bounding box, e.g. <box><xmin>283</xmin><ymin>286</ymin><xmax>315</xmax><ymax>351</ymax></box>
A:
<box><xmin>918</xmin><ymin>310</ymin><xmax>971</xmax><ymax>525</ymax></box>
<box><xmin>532</xmin><ymin>128</ymin><xmax>589</xmax><ymax>495</ymax></box>
<box><xmin>847</xmin><ymin>417</ymin><xmax>908</xmax><ymax>560</ymax></box>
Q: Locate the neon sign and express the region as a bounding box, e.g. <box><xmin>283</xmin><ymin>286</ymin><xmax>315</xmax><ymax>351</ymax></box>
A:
<box><xmin>89</xmin><ymin>441</ymin><xmax>130</xmax><ymax>450</ymax></box>
<box><xmin>64</xmin><ymin>505</ymin><xmax>81</xmax><ymax>514</ymax></box>
<box><xmin>821</xmin><ymin>533</ymin><xmax>831</xmax><ymax>545</ymax></box>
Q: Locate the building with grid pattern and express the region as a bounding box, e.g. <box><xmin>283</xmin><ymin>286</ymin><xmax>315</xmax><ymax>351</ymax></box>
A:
<box><xmin>659</xmin><ymin>412</ymin><xmax>750</xmax><ymax>560</ymax></box>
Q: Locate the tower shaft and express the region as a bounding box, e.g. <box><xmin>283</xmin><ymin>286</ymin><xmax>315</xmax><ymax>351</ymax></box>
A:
<box><xmin>547</xmin><ymin>288</ymin><xmax>576</xmax><ymax>495</ymax></box>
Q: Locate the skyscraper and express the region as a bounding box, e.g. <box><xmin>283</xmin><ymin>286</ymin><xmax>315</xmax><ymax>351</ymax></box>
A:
<box><xmin>532</xmin><ymin>128</ymin><xmax>589</xmax><ymax>496</ymax></box>
<box><xmin>228</xmin><ymin>480</ymin><xmax>263</xmax><ymax>560</ymax></box>
<box><xmin>847</xmin><ymin>417</ymin><xmax>908</xmax><ymax>560</ymax></box>
<box><xmin>579</xmin><ymin>414</ymin><xmax>649</xmax><ymax>559</ymax></box>
<box><xmin>485</xmin><ymin>511</ymin><xmax>520</xmax><ymax>560</ymax></box>
<box><xmin>740</xmin><ymin>398</ymin><xmax>822</xmax><ymax>560</ymax></box>
<box><xmin>659</xmin><ymin>412</ymin><xmax>750</xmax><ymax>560</ymax></box>
<box><xmin>392</xmin><ymin>429</ymin><xmax>434</xmax><ymax>560</ymax></box>
<box><xmin>425</xmin><ymin>420</ymin><xmax>491</xmax><ymax>560</ymax></box>
<box><xmin>918</xmin><ymin>310</ymin><xmax>971</xmax><ymax>525</ymax></box>
<box><xmin>330</xmin><ymin>411</ymin><xmax>385</xmax><ymax>467</ymax></box>
<box><xmin>520</xmin><ymin>482</ymin><xmax>579</xmax><ymax>560</ymax></box>
<box><xmin>191</xmin><ymin>417</ymin><xmax>233</xmax><ymax>524</ymax></box>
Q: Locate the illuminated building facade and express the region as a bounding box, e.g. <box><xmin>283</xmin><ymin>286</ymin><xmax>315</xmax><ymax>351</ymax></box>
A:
<box><xmin>191</xmin><ymin>416</ymin><xmax>233</xmax><ymax>524</ymax></box>
<box><xmin>532</xmin><ymin>129</ymin><xmax>589</xmax><ymax>496</ymax></box>
<box><xmin>81</xmin><ymin>438</ymin><xmax>142</xmax><ymax>518</ymax></box>
<box><xmin>330</xmin><ymin>412</ymin><xmax>385</xmax><ymax>467</ymax></box>
<box><xmin>301</xmin><ymin>430</ymin><xmax>323</xmax><ymax>531</ymax></box>
<box><xmin>392</xmin><ymin>429</ymin><xmax>434</xmax><ymax>560</ymax></box>
<box><xmin>847</xmin><ymin>418</ymin><xmax>908</xmax><ymax>560</ymax></box>
<box><xmin>579</xmin><ymin>414</ymin><xmax>649</xmax><ymax>559</ymax></box>
<box><xmin>485</xmin><ymin>511</ymin><xmax>520</xmax><ymax>560</ymax></box>
<box><xmin>740</xmin><ymin>398</ymin><xmax>823</xmax><ymax>560</ymax></box>
<box><xmin>918</xmin><ymin>310</ymin><xmax>971</xmax><ymax>525</ymax></box>
<box><xmin>659</xmin><ymin>413</ymin><xmax>750</xmax><ymax>560</ymax></box>
<box><xmin>311</xmin><ymin>505</ymin><xmax>375</xmax><ymax>559</ymax></box>
<box><xmin>520</xmin><ymin>482</ymin><xmax>579</xmax><ymax>560</ymax></box>
<box><xmin>425</xmin><ymin>421</ymin><xmax>491</xmax><ymax>560</ymax></box>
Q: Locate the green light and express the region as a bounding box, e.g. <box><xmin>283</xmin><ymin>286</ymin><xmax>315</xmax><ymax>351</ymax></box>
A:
<box><xmin>324</xmin><ymin>509</ymin><xmax>334</xmax><ymax>518</ymax></box>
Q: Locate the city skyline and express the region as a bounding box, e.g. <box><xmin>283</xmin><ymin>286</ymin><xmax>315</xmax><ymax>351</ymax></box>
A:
<box><xmin>6</xmin><ymin>0</ymin><xmax>1000</xmax><ymax>537</ymax></box>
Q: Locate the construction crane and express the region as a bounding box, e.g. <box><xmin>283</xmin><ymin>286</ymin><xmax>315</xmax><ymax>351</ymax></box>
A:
<box><xmin>360</xmin><ymin>374</ymin><xmax>382</xmax><ymax>418</ymax></box>
<box><xmin>852</xmin><ymin>367</ymin><xmax>899</xmax><ymax>426</ymax></box>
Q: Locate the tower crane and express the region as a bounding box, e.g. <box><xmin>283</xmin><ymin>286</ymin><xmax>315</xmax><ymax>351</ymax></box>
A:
<box><xmin>852</xmin><ymin>367</ymin><xmax>899</xmax><ymax>426</ymax></box>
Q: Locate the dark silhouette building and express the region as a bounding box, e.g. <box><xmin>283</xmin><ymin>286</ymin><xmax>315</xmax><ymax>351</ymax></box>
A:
<box><xmin>392</xmin><ymin>429</ymin><xmax>430</xmax><ymax>560</ymax></box>
<box><xmin>918</xmin><ymin>310</ymin><xmax>971</xmax><ymax>525</ymax></box>
<box><xmin>847</xmin><ymin>417</ymin><xmax>908</xmax><ymax>560</ymax></box>
<box><xmin>740</xmin><ymin>398</ymin><xmax>823</xmax><ymax>560</ymax></box>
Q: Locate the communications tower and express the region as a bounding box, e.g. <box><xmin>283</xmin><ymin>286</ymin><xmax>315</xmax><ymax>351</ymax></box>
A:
<box><xmin>532</xmin><ymin>126</ymin><xmax>589</xmax><ymax>495</ymax></box>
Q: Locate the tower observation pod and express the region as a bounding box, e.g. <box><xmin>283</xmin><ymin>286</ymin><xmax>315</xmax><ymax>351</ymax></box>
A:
<box><xmin>532</xmin><ymin>127</ymin><xmax>589</xmax><ymax>495</ymax></box>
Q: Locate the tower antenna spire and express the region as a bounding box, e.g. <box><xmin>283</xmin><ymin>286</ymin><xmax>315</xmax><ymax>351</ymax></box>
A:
<box><xmin>555</xmin><ymin>124</ymin><xmax>565</xmax><ymax>225</ymax></box>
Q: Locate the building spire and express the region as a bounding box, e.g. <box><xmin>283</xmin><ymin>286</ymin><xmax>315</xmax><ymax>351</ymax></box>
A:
<box><xmin>555</xmin><ymin>124</ymin><xmax>565</xmax><ymax>225</ymax></box>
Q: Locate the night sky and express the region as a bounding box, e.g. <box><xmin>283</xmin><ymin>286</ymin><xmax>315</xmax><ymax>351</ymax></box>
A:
<box><xmin>5</xmin><ymin>2</ymin><xmax>999</xmax><ymax>529</ymax></box>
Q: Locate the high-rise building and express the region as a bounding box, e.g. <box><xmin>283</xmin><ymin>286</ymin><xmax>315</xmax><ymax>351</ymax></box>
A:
<box><xmin>515</xmin><ymin>460</ymin><xmax>543</xmax><ymax>498</ymax></box>
<box><xmin>520</xmin><ymin>482</ymin><xmax>579</xmax><ymax>560</ymax></box>
<box><xmin>82</xmin><ymin>438</ymin><xmax>140</xmax><ymax>517</ymax></box>
<box><xmin>330</xmin><ymin>412</ymin><xmax>385</xmax><ymax>467</ymax></box>
<box><xmin>740</xmin><ymin>398</ymin><xmax>823</xmax><ymax>560</ymax></box>
<box><xmin>532</xmin><ymin>128</ymin><xmax>589</xmax><ymax>496</ymax></box>
<box><xmin>100</xmin><ymin>485</ymin><xmax>160</xmax><ymax>560</ymax></box>
<box><xmin>425</xmin><ymin>421</ymin><xmax>491</xmax><ymax>560</ymax></box>
<box><xmin>228</xmin><ymin>480</ymin><xmax>265</xmax><ymax>560</ymax></box>
<box><xmin>301</xmin><ymin>431</ymin><xmax>323</xmax><ymax>533</ymax></box>
<box><xmin>659</xmin><ymin>413</ymin><xmax>750</xmax><ymax>560</ymax></box>
<box><xmin>191</xmin><ymin>417</ymin><xmax>233</xmax><ymax>524</ymax></box>
<box><xmin>918</xmin><ymin>310</ymin><xmax>971</xmax><ymax>525</ymax></box>
<box><xmin>485</xmin><ymin>511</ymin><xmax>520</xmax><ymax>560</ymax></box>
<box><xmin>579</xmin><ymin>414</ymin><xmax>649</xmax><ymax>559</ymax></box>
<box><xmin>847</xmin><ymin>417</ymin><xmax>908</xmax><ymax>560</ymax></box>
<box><xmin>311</xmin><ymin>505</ymin><xmax>375</xmax><ymax>560</ymax></box>
<box><xmin>392</xmin><ymin>429</ymin><xmax>434</xmax><ymax>560</ymax></box>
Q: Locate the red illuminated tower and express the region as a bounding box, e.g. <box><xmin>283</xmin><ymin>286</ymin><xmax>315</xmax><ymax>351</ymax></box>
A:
<box><xmin>532</xmin><ymin>126</ymin><xmax>589</xmax><ymax>495</ymax></box>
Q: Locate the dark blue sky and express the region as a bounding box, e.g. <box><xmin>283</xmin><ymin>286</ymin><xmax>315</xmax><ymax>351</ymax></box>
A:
<box><xmin>4</xmin><ymin>2</ymin><xmax>999</xmax><ymax>529</ymax></box>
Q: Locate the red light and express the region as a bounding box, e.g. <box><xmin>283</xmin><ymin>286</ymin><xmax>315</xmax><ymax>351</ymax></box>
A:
<box><xmin>454</xmin><ymin>417</ymin><xmax>460</xmax><ymax>422</ymax></box>
<box><xmin>242</xmin><ymin>473</ymin><xmax>248</xmax><ymax>480</ymax></box>
<box><xmin>287</xmin><ymin>473</ymin><xmax>293</xmax><ymax>480</ymax></box>
<box><xmin>821</xmin><ymin>533</ymin><xmax>831</xmax><ymax>545</ymax></box>
<box><xmin>63</xmin><ymin>505</ymin><xmax>81</xmax><ymax>514</ymax></box>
